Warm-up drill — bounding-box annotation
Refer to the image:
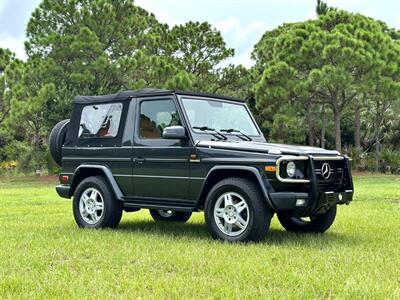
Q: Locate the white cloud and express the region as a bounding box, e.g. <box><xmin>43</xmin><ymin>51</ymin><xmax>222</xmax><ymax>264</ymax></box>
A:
<box><xmin>306</xmin><ymin>8</ymin><xmax>317</xmax><ymax>20</ymax></box>
<box><xmin>214</xmin><ymin>17</ymin><xmax>269</xmax><ymax>67</ymax></box>
<box><xmin>0</xmin><ymin>32</ymin><xmax>27</xmax><ymax>60</ymax></box>
<box><xmin>223</xmin><ymin>47</ymin><xmax>254</xmax><ymax>68</ymax></box>
<box><xmin>135</xmin><ymin>0</ymin><xmax>173</xmax><ymax>25</ymax></box>
<box><xmin>133</xmin><ymin>1</ymin><xmax>271</xmax><ymax>67</ymax></box>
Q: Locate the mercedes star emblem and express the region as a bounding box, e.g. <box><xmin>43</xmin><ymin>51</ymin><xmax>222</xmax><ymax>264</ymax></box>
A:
<box><xmin>321</xmin><ymin>162</ymin><xmax>331</xmax><ymax>179</ymax></box>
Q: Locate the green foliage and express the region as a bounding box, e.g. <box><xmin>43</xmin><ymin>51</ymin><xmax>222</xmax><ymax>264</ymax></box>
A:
<box><xmin>0</xmin><ymin>48</ymin><xmax>16</xmax><ymax>126</ymax></box>
<box><xmin>316</xmin><ymin>0</ymin><xmax>336</xmax><ymax>16</ymax></box>
<box><xmin>25</xmin><ymin>0</ymin><xmax>169</xmax><ymax>126</ymax></box>
<box><xmin>165</xmin><ymin>71</ymin><xmax>194</xmax><ymax>90</ymax></box>
<box><xmin>167</xmin><ymin>21</ymin><xmax>234</xmax><ymax>92</ymax></box>
<box><xmin>2</xmin><ymin>58</ymin><xmax>58</xmax><ymax>171</ymax></box>
<box><xmin>381</xmin><ymin>149</ymin><xmax>400</xmax><ymax>174</ymax></box>
<box><xmin>1</xmin><ymin>1</ymin><xmax>400</xmax><ymax>174</ymax></box>
<box><xmin>0</xmin><ymin>1</ymin><xmax>240</xmax><ymax>174</ymax></box>
<box><xmin>253</xmin><ymin>9</ymin><xmax>400</xmax><ymax>156</ymax></box>
<box><xmin>22</xmin><ymin>1</ymin><xmax>237</xmax><ymax>127</ymax></box>
<box><xmin>169</xmin><ymin>21</ymin><xmax>234</xmax><ymax>75</ymax></box>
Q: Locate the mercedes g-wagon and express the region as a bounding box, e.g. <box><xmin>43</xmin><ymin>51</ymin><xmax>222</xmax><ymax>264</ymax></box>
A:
<box><xmin>50</xmin><ymin>88</ymin><xmax>353</xmax><ymax>242</ymax></box>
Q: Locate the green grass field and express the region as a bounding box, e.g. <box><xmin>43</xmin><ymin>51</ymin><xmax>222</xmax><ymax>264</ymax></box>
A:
<box><xmin>0</xmin><ymin>175</ymin><xmax>399</xmax><ymax>299</ymax></box>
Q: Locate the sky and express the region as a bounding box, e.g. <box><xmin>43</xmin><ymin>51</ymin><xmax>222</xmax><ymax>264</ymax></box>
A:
<box><xmin>1</xmin><ymin>0</ymin><xmax>400</xmax><ymax>67</ymax></box>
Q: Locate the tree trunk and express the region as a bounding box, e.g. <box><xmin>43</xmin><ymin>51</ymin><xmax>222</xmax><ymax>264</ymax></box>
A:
<box><xmin>374</xmin><ymin>139</ymin><xmax>381</xmax><ymax>173</ymax></box>
<box><xmin>32</xmin><ymin>121</ymin><xmax>42</xmax><ymax>176</ymax></box>
<box><xmin>306</xmin><ymin>103</ymin><xmax>315</xmax><ymax>146</ymax></box>
<box><xmin>354</xmin><ymin>104</ymin><xmax>361</xmax><ymax>149</ymax></box>
<box><xmin>374</xmin><ymin>101</ymin><xmax>382</xmax><ymax>173</ymax></box>
<box><xmin>321</xmin><ymin>104</ymin><xmax>326</xmax><ymax>148</ymax></box>
<box><xmin>333</xmin><ymin>106</ymin><xmax>341</xmax><ymax>152</ymax></box>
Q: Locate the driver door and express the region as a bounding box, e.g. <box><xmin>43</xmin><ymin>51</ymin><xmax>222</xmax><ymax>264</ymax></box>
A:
<box><xmin>132</xmin><ymin>97</ymin><xmax>191</xmax><ymax>202</ymax></box>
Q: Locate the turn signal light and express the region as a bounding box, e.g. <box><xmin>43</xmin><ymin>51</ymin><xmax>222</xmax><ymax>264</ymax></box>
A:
<box><xmin>264</xmin><ymin>166</ymin><xmax>276</xmax><ymax>172</ymax></box>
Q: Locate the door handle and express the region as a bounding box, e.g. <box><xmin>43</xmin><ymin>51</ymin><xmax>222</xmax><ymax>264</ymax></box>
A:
<box><xmin>135</xmin><ymin>157</ymin><xmax>146</xmax><ymax>164</ymax></box>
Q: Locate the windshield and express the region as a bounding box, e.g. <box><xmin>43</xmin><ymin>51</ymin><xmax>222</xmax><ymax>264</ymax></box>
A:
<box><xmin>181</xmin><ymin>98</ymin><xmax>259</xmax><ymax>136</ymax></box>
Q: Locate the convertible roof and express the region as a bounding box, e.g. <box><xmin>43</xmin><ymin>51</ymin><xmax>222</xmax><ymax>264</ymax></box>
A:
<box><xmin>72</xmin><ymin>88</ymin><xmax>245</xmax><ymax>104</ymax></box>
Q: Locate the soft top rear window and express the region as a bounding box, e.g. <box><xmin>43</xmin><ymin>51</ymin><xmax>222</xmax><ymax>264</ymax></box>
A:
<box><xmin>79</xmin><ymin>103</ymin><xmax>122</xmax><ymax>138</ymax></box>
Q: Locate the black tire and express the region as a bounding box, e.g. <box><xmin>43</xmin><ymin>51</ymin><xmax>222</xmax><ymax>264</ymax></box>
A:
<box><xmin>73</xmin><ymin>176</ymin><xmax>123</xmax><ymax>229</ymax></box>
<box><xmin>149</xmin><ymin>209</ymin><xmax>192</xmax><ymax>223</ymax></box>
<box><xmin>49</xmin><ymin>119</ymin><xmax>70</xmax><ymax>166</ymax></box>
<box><xmin>204</xmin><ymin>177</ymin><xmax>273</xmax><ymax>242</ymax></box>
<box><xmin>277</xmin><ymin>205</ymin><xmax>337</xmax><ymax>233</ymax></box>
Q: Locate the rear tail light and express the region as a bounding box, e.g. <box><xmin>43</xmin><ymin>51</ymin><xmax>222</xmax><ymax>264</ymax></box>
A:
<box><xmin>60</xmin><ymin>175</ymin><xmax>69</xmax><ymax>183</ymax></box>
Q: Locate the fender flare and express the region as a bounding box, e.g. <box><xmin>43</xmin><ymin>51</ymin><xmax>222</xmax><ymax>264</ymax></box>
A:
<box><xmin>199</xmin><ymin>165</ymin><xmax>275</xmax><ymax>209</ymax></box>
<box><xmin>70</xmin><ymin>164</ymin><xmax>124</xmax><ymax>200</ymax></box>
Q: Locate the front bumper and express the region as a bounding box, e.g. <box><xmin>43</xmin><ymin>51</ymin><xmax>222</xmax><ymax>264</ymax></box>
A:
<box><xmin>267</xmin><ymin>154</ymin><xmax>354</xmax><ymax>216</ymax></box>
<box><xmin>56</xmin><ymin>184</ymin><xmax>71</xmax><ymax>199</ymax></box>
<box><xmin>269</xmin><ymin>190</ymin><xmax>353</xmax><ymax>214</ymax></box>
<box><xmin>313</xmin><ymin>189</ymin><xmax>353</xmax><ymax>214</ymax></box>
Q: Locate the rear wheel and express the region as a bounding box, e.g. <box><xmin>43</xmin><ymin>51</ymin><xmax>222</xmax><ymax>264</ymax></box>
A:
<box><xmin>73</xmin><ymin>176</ymin><xmax>122</xmax><ymax>228</ymax></box>
<box><xmin>149</xmin><ymin>209</ymin><xmax>192</xmax><ymax>223</ymax></box>
<box><xmin>277</xmin><ymin>205</ymin><xmax>337</xmax><ymax>233</ymax></box>
<box><xmin>204</xmin><ymin>177</ymin><xmax>273</xmax><ymax>242</ymax></box>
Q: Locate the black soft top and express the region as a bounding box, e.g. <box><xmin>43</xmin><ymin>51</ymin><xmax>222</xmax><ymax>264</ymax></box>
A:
<box><xmin>72</xmin><ymin>88</ymin><xmax>245</xmax><ymax>104</ymax></box>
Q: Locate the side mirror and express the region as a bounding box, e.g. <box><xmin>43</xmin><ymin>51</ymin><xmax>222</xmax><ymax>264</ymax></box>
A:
<box><xmin>162</xmin><ymin>125</ymin><xmax>187</xmax><ymax>139</ymax></box>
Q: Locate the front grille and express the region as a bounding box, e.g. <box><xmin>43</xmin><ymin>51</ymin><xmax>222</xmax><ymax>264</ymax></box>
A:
<box><xmin>313</xmin><ymin>160</ymin><xmax>345</xmax><ymax>192</ymax></box>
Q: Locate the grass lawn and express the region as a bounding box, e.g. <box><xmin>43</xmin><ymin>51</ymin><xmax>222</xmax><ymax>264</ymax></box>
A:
<box><xmin>0</xmin><ymin>175</ymin><xmax>399</xmax><ymax>299</ymax></box>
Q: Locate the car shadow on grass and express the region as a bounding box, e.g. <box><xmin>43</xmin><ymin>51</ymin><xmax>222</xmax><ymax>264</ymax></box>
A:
<box><xmin>118</xmin><ymin>220</ymin><xmax>210</xmax><ymax>240</ymax></box>
<box><xmin>117</xmin><ymin>219</ymin><xmax>358</xmax><ymax>247</ymax></box>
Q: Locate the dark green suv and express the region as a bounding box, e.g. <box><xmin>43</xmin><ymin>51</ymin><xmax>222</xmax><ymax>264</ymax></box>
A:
<box><xmin>50</xmin><ymin>88</ymin><xmax>353</xmax><ymax>242</ymax></box>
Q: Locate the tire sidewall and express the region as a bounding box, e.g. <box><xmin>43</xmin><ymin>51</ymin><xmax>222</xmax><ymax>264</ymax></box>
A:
<box><xmin>49</xmin><ymin>119</ymin><xmax>69</xmax><ymax>166</ymax></box>
<box><xmin>56</xmin><ymin>121</ymin><xmax>69</xmax><ymax>157</ymax></box>
<box><xmin>205</xmin><ymin>182</ymin><xmax>256</xmax><ymax>242</ymax></box>
<box><xmin>278</xmin><ymin>205</ymin><xmax>337</xmax><ymax>233</ymax></box>
<box><xmin>73</xmin><ymin>177</ymin><xmax>110</xmax><ymax>228</ymax></box>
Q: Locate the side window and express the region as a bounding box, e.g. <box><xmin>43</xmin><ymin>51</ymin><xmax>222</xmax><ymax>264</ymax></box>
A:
<box><xmin>79</xmin><ymin>103</ymin><xmax>122</xmax><ymax>138</ymax></box>
<box><xmin>139</xmin><ymin>99</ymin><xmax>181</xmax><ymax>139</ymax></box>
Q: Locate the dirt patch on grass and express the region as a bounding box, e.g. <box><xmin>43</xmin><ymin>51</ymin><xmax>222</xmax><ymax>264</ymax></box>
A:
<box><xmin>37</xmin><ymin>175</ymin><xmax>58</xmax><ymax>183</ymax></box>
<box><xmin>0</xmin><ymin>175</ymin><xmax>58</xmax><ymax>184</ymax></box>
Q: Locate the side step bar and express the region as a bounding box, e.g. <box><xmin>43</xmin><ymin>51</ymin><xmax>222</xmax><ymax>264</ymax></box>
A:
<box><xmin>122</xmin><ymin>197</ymin><xmax>197</xmax><ymax>212</ymax></box>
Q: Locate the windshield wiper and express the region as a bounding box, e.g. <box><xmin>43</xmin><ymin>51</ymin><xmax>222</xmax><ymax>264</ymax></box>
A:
<box><xmin>220</xmin><ymin>128</ymin><xmax>252</xmax><ymax>141</ymax></box>
<box><xmin>193</xmin><ymin>126</ymin><xmax>227</xmax><ymax>141</ymax></box>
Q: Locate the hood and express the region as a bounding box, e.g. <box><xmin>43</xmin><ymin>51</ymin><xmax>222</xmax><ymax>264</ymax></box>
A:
<box><xmin>196</xmin><ymin>140</ymin><xmax>340</xmax><ymax>156</ymax></box>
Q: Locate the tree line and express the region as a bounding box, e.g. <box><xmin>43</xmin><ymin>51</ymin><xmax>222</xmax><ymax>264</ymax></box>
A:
<box><xmin>0</xmin><ymin>0</ymin><xmax>399</xmax><ymax>174</ymax></box>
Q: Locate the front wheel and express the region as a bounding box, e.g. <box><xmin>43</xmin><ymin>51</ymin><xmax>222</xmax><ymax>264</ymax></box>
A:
<box><xmin>204</xmin><ymin>177</ymin><xmax>273</xmax><ymax>242</ymax></box>
<box><xmin>277</xmin><ymin>205</ymin><xmax>337</xmax><ymax>233</ymax></box>
<box><xmin>149</xmin><ymin>209</ymin><xmax>192</xmax><ymax>223</ymax></box>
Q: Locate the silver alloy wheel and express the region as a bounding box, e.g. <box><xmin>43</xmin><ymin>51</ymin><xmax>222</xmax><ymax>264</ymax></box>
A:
<box><xmin>157</xmin><ymin>209</ymin><xmax>175</xmax><ymax>218</ymax></box>
<box><xmin>79</xmin><ymin>187</ymin><xmax>104</xmax><ymax>225</ymax></box>
<box><xmin>213</xmin><ymin>192</ymin><xmax>250</xmax><ymax>237</ymax></box>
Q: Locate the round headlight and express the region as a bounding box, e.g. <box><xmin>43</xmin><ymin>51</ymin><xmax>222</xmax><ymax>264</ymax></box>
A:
<box><xmin>286</xmin><ymin>161</ymin><xmax>296</xmax><ymax>178</ymax></box>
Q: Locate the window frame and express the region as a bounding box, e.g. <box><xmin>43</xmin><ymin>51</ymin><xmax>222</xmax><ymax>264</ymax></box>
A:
<box><xmin>78</xmin><ymin>102</ymin><xmax>124</xmax><ymax>140</ymax></box>
<box><xmin>134</xmin><ymin>96</ymin><xmax>189</xmax><ymax>147</ymax></box>
<box><xmin>179</xmin><ymin>96</ymin><xmax>262</xmax><ymax>138</ymax></box>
